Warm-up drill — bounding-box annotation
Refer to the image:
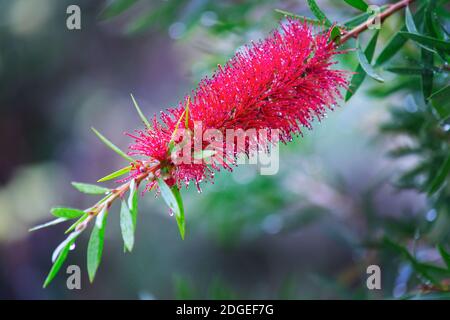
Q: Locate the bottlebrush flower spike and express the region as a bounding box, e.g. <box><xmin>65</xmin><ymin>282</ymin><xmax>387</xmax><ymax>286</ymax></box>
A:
<box><xmin>128</xmin><ymin>19</ymin><xmax>348</xmax><ymax>190</ymax></box>
<box><xmin>34</xmin><ymin>19</ymin><xmax>349</xmax><ymax>287</ymax></box>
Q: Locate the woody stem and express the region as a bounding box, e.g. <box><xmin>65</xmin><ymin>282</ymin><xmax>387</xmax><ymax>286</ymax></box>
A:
<box><xmin>76</xmin><ymin>164</ymin><xmax>160</xmax><ymax>231</ymax></box>
<box><xmin>340</xmin><ymin>0</ymin><xmax>415</xmax><ymax>45</ymax></box>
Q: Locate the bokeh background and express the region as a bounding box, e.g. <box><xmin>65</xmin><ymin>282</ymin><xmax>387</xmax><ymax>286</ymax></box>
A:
<box><xmin>0</xmin><ymin>0</ymin><xmax>449</xmax><ymax>299</ymax></box>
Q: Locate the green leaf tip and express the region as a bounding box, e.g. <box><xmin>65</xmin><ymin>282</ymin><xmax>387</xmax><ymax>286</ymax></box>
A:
<box><xmin>71</xmin><ymin>182</ymin><xmax>110</xmax><ymax>195</ymax></box>
<box><xmin>157</xmin><ymin>178</ymin><xmax>185</xmax><ymax>240</ymax></box>
<box><xmin>51</xmin><ymin>207</ymin><xmax>85</xmax><ymax>219</ymax></box>
<box><xmin>97</xmin><ymin>165</ymin><xmax>132</xmax><ymax>182</ymax></box>
<box><xmin>43</xmin><ymin>231</ymin><xmax>81</xmax><ymax>288</ymax></box>
<box><xmin>120</xmin><ymin>200</ymin><xmax>135</xmax><ymax>252</ymax></box>
<box><xmin>130</xmin><ymin>93</ymin><xmax>151</xmax><ymax>129</ymax></box>
<box><xmin>356</xmin><ymin>40</ymin><xmax>384</xmax><ymax>83</ymax></box>
<box><xmin>91</xmin><ymin>127</ymin><xmax>134</xmax><ymax>162</ymax></box>
<box><xmin>87</xmin><ymin>208</ymin><xmax>108</xmax><ymax>283</ymax></box>
<box><xmin>306</xmin><ymin>0</ymin><xmax>332</xmax><ymax>27</ymax></box>
<box><xmin>343</xmin><ymin>0</ymin><xmax>368</xmax><ymax>12</ymax></box>
<box><xmin>345</xmin><ymin>30</ymin><xmax>379</xmax><ymax>101</ymax></box>
<box><xmin>29</xmin><ymin>217</ymin><xmax>67</xmax><ymax>232</ymax></box>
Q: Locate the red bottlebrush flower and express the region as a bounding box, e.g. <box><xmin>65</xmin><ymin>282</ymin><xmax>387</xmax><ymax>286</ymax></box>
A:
<box><xmin>128</xmin><ymin>19</ymin><xmax>348</xmax><ymax>190</ymax></box>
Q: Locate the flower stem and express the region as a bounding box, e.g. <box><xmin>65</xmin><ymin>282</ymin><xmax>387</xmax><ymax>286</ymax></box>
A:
<box><xmin>75</xmin><ymin>163</ymin><xmax>159</xmax><ymax>231</ymax></box>
<box><xmin>340</xmin><ymin>0</ymin><xmax>415</xmax><ymax>45</ymax></box>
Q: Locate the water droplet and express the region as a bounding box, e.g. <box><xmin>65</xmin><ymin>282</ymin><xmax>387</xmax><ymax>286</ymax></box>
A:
<box><xmin>169</xmin><ymin>209</ymin><xmax>174</xmax><ymax>217</ymax></box>
<box><xmin>168</xmin><ymin>22</ymin><xmax>186</xmax><ymax>40</ymax></box>
<box><xmin>69</xmin><ymin>243</ymin><xmax>76</xmax><ymax>251</ymax></box>
<box><xmin>426</xmin><ymin>209</ymin><xmax>437</xmax><ymax>222</ymax></box>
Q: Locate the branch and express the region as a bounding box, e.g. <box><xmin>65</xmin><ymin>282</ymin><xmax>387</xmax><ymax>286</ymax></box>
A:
<box><xmin>340</xmin><ymin>0</ymin><xmax>415</xmax><ymax>45</ymax></box>
<box><xmin>75</xmin><ymin>163</ymin><xmax>159</xmax><ymax>231</ymax></box>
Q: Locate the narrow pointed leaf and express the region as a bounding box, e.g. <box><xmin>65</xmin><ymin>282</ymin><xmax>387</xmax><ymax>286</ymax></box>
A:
<box><xmin>128</xmin><ymin>179</ymin><xmax>139</xmax><ymax>228</ymax></box>
<box><xmin>375</xmin><ymin>3</ymin><xmax>426</xmax><ymax>66</ymax></box>
<box><xmin>383</xmin><ymin>238</ymin><xmax>439</xmax><ymax>286</ymax></box>
<box><xmin>428</xmin><ymin>154</ymin><xmax>450</xmax><ymax>195</ymax></box>
<box><xmin>51</xmin><ymin>207</ymin><xmax>85</xmax><ymax>219</ymax></box>
<box><xmin>405</xmin><ymin>6</ymin><xmax>418</xmax><ymax>33</ymax></box>
<box><xmin>438</xmin><ymin>245</ymin><xmax>450</xmax><ymax>270</ymax></box>
<box><xmin>386</xmin><ymin>67</ymin><xmax>424</xmax><ymax>75</ymax></box>
<box><xmin>306</xmin><ymin>0</ymin><xmax>331</xmax><ymax>26</ymax></box>
<box><xmin>158</xmin><ymin>178</ymin><xmax>185</xmax><ymax>240</ymax></box>
<box><xmin>87</xmin><ymin>209</ymin><xmax>108</xmax><ymax>282</ymax></box>
<box><xmin>91</xmin><ymin>127</ymin><xmax>134</xmax><ymax>162</ymax></box>
<box><xmin>345</xmin><ymin>30</ymin><xmax>379</xmax><ymax>101</ymax></box>
<box><xmin>130</xmin><ymin>93</ymin><xmax>151</xmax><ymax>129</ymax></box>
<box><xmin>120</xmin><ymin>200</ymin><xmax>134</xmax><ymax>252</ymax></box>
<box><xmin>44</xmin><ymin>230</ymin><xmax>81</xmax><ymax>287</ymax></box>
<box><xmin>399</xmin><ymin>32</ymin><xmax>450</xmax><ymax>51</ymax></box>
<box><xmin>65</xmin><ymin>212</ymin><xmax>89</xmax><ymax>234</ymax></box>
<box><xmin>51</xmin><ymin>231</ymin><xmax>81</xmax><ymax>263</ymax></box>
<box><xmin>428</xmin><ymin>85</ymin><xmax>450</xmax><ymax>120</ymax></box>
<box><xmin>356</xmin><ymin>41</ymin><xmax>384</xmax><ymax>83</ymax></box>
<box><xmin>29</xmin><ymin>217</ymin><xmax>67</xmax><ymax>232</ymax></box>
<box><xmin>71</xmin><ymin>182</ymin><xmax>110</xmax><ymax>195</ymax></box>
<box><xmin>421</xmin><ymin>48</ymin><xmax>434</xmax><ymax>100</ymax></box>
<box><xmin>274</xmin><ymin>9</ymin><xmax>321</xmax><ymax>25</ymax></box>
<box><xmin>344</xmin><ymin>0</ymin><xmax>368</xmax><ymax>12</ymax></box>
<box><xmin>97</xmin><ymin>165</ymin><xmax>132</xmax><ymax>182</ymax></box>
<box><xmin>343</xmin><ymin>5</ymin><xmax>389</xmax><ymax>28</ymax></box>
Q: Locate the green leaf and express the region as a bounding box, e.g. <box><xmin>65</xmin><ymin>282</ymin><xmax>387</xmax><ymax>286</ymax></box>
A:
<box><xmin>438</xmin><ymin>245</ymin><xmax>450</xmax><ymax>270</ymax></box>
<box><xmin>425</xmin><ymin>0</ymin><xmax>445</xmax><ymax>40</ymax></box>
<box><xmin>120</xmin><ymin>200</ymin><xmax>135</xmax><ymax>252</ymax></box>
<box><xmin>399</xmin><ymin>32</ymin><xmax>450</xmax><ymax>51</ymax></box>
<box><xmin>51</xmin><ymin>207</ymin><xmax>85</xmax><ymax>219</ymax></box>
<box><xmin>71</xmin><ymin>182</ymin><xmax>110</xmax><ymax>195</ymax></box>
<box><xmin>91</xmin><ymin>127</ymin><xmax>134</xmax><ymax>162</ymax></box>
<box><xmin>421</xmin><ymin>48</ymin><xmax>434</xmax><ymax>100</ymax></box>
<box><xmin>403</xmin><ymin>8</ymin><xmax>437</xmax><ymax>54</ymax></box>
<box><xmin>99</xmin><ymin>0</ymin><xmax>139</xmax><ymax>20</ymax></box>
<box><xmin>374</xmin><ymin>33</ymin><xmax>408</xmax><ymax>67</ymax></box>
<box><xmin>130</xmin><ymin>93</ymin><xmax>151</xmax><ymax>129</ymax></box>
<box><xmin>344</xmin><ymin>0</ymin><xmax>368</xmax><ymax>12</ymax></box>
<box><xmin>97</xmin><ymin>165</ymin><xmax>132</xmax><ymax>182</ymax></box>
<box><xmin>64</xmin><ymin>212</ymin><xmax>89</xmax><ymax>234</ymax></box>
<box><xmin>345</xmin><ymin>30</ymin><xmax>379</xmax><ymax>101</ymax></box>
<box><xmin>158</xmin><ymin>178</ymin><xmax>185</xmax><ymax>240</ymax></box>
<box><xmin>386</xmin><ymin>67</ymin><xmax>424</xmax><ymax>75</ymax></box>
<box><xmin>87</xmin><ymin>208</ymin><xmax>108</xmax><ymax>282</ymax></box>
<box><xmin>306</xmin><ymin>0</ymin><xmax>331</xmax><ymax>26</ymax></box>
<box><xmin>342</xmin><ymin>5</ymin><xmax>389</xmax><ymax>29</ymax></box>
<box><xmin>29</xmin><ymin>217</ymin><xmax>67</xmax><ymax>232</ymax></box>
<box><xmin>375</xmin><ymin>3</ymin><xmax>426</xmax><ymax>66</ymax></box>
<box><xmin>128</xmin><ymin>179</ymin><xmax>139</xmax><ymax>228</ymax></box>
<box><xmin>330</xmin><ymin>26</ymin><xmax>341</xmax><ymax>42</ymax></box>
<box><xmin>428</xmin><ymin>85</ymin><xmax>450</xmax><ymax>120</ymax></box>
<box><xmin>274</xmin><ymin>9</ymin><xmax>321</xmax><ymax>25</ymax></box>
<box><xmin>44</xmin><ymin>231</ymin><xmax>81</xmax><ymax>288</ymax></box>
<box><xmin>383</xmin><ymin>238</ymin><xmax>440</xmax><ymax>286</ymax></box>
<box><xmin>405</xmin><ymin>6</ymin><xmax>418</xmax><ymax>33</ymax></box>
<box><xmin>428</xmin><ymin>154</ymin><xmax>450</xmax><ymax>195</ymax></box>
<box><xmin>356</xmin><ymin>40</ymin><xmax>384</xmax><ymax>83</ymax></box>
